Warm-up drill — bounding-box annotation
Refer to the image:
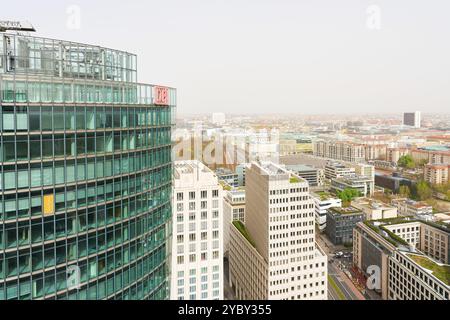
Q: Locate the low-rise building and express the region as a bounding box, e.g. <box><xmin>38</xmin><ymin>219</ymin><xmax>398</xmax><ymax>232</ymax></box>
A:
<box><xmin>216</xmin><ymin>168</ymin><xmax>239</xmax><ymax>187</ymax></box>
<box><xmin>223</xmin><ymin>187</ymin><xmax>246</xmax><ymax>256</ymax></box>
<box><xmin>286</xmin><ymin>164</ymin><xmax>324</xmax><ymax>187</ymax></box>
<box><xmin>352</xmin><ymin>198</ymin><xmax>398</xmax><ymax>221</ymax></box>
<box><xmin>392</xmin><ymin>198</ymin><xmax>433</xmax><ymax>217</ymax></box>
<box><xmin>375</xmin><ymin>173</ymin><xmax>413</xmax><ymax>193</ymax></box>
<box><xmin>324</xmin><ymin>162</ymin><xmax>355</xmax><ymax>180</ymax></box>
<box><xmin>331</xmin><ymin>175</ymin><xmax>375</xmax><ymax>197</ymax></box>
<box><xmin>325</xmin><ymin>206</ymin><xmax>364</xmax><ymax>245</ymax></box>
<box><xmin>311</xmin><ymin>191</ymin><xmax>342</xmax><ymax>232</ymax></box>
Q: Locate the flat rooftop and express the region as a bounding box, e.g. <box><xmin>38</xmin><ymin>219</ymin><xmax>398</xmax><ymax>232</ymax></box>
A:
<box><xmin>407</xmin><ymin>253</ymin><xmax>450</xmax><ymax>286</ymax></box>
<box><xmin>330</xmin><ymin>206</ymin><xmax>362</xmax><ymax>215</ymax></box>
<box><xmin>286</xmin><ymin>164</ymin><xmax>317</xmax><ymax>172</ymax></box>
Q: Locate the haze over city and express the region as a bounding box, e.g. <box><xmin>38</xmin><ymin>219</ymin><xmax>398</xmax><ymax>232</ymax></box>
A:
<box><xmin>5</xmin><ymin>0</ymin><xmax>450</xmax><ymax>114</ymax></box>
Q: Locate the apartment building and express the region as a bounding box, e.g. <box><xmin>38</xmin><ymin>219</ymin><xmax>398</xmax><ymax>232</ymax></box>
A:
<box><xmin>171</xmin><ymin>161</ymin><xmax>224</xmax><ymax>300</ymax></box>
<box><xmin>311</xmin><ymin>192</ymin><xmax>342</xmax><ymax>232</ymax></box>
<box><xmin>364</xmin><ymin>144</ymin><xmax>387</xmax><ymax>161</ymax></box>
<box><xmin>223</xmin><ymin>188</ymin><xmax>246</xmax><ymax>256</ymax></box>
<box><xmin>387</xmin><ymin>148</ymin><xmax>410</xmax><ymax>164</ymax></box>
<box><xmin>424</xmin><ymin>164</ymin><xmax>449</xmax><ymax>185</ymax></box>
<box><xmin>411</xmin><ymin>148</ymin><xmax>450</xmax><ymax>165</ymax></box>
<box><xmin>313</xmin><ymin>140</ymin><xmax>365</xmax><ymax>163</ymax></box>
<box><xmin>229</xmin><ymin>162</ymin><xmax>328</xmax><ymax>300</ymax></box>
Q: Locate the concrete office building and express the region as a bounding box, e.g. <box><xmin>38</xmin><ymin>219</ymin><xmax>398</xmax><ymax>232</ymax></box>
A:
<box><xmin>325</xmin><ymin>206</ymin><xmax>364</xmax><ymax>245</ymax></box>
<box><xmin>331</xmin><ymin>175</ymin><xmax>374</xmax><ymax>197</ymax></box>
<box><xmin>223</xmin><ymin>187</ymin><xmax>245</xmax><ymax>256</ymax></box>
<box><xmin>171</xmin><ymin>161</ymin><xmax>223</xmax><ymax>300</ymax></box>
<box><xmin>286</xmin><ymin>164</ymin><xmax>324</xmax><ymax>187</ymax></box>
<box><xmin>392</xmin><ymin>199</ymin><xmax>433</xmax><ymax>218</ymax></box>
<box><xmin>324</xmin><ymin>162</ymin><xmax>355</xmax><ymax>180</ymax></box>
<box><xmin>0</xmin><ymin>33</ymin><xmax>176</xmax><ymax>300</ymax></box>
<box><xmin>389</xmin><ymin>251</ymin><xmax>449</xmax><ymax>300</ymax></box>
<box><xmin>215</xmin><ymin>168</ymin><xmax>239</xmax><ymax>188</ymax></box>
<box><xmin>229</xmin><ymin>162</ymin><xmax>327</xmax><ymax>300</ymax></box>
<box><xmin>353</xmin><ymin>218</ymin><xmax>450</xmax><ymax>300</ymax></box>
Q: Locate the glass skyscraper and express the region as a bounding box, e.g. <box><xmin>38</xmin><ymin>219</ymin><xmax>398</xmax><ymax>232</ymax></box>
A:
<box><xmin>0</xmin><ymin>33</ymin><xmax>176</xmax><ymax>299</ymax></box>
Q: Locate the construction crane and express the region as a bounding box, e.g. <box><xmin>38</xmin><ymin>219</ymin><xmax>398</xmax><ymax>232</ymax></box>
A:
<box><xmin>0</xmin><ymin>20</ymin><xmax>36</xmax><ymax>32</ymax></box>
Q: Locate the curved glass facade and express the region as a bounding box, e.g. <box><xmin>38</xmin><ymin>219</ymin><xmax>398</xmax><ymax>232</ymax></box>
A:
<box><xmin>0</xmin><ymin>33</ymin><xmax>175</xmax><ymax>300</ymax></box>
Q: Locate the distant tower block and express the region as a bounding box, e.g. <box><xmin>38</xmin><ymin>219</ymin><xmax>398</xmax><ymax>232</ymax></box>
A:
<box><xmin>403</xmin><ymin>111</ymin><xmax>421</xmax><ymax>129</ymax></box>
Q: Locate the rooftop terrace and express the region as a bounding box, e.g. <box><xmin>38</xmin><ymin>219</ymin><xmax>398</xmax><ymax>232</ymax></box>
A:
<box><xmin>233</xmin><ymin>221</ymin><xmax>256</xmax><ymax>248</ymax></box>
<box><xmin>407</xmin><ymin>253</ymin><xmax>450</xmax><ymax>286</ymax></box>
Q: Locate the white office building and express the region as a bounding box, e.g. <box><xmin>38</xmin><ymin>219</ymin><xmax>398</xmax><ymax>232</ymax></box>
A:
<box><xmin>229</xmin><ymin>162</ymin><xmax>328</xmax><ymax>300</ymax></box>
<box><xmin>311</xmin><ymin>192</ymin><xmax>342</xmax><ymax>232</ymax></box>
<box><xmin>171</xmin><ymin>161</ymin><xmax>224</xmax><ymax>300</ymax></box>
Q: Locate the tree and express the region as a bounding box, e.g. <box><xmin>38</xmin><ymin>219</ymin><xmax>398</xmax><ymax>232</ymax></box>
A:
<box><xmin>337</xmin><ymin>188</ymin><xmax>361</xmax><ymax>204</ymax></box>
<box><xmin>416</xmin><ymin>180</ymin><xmax>432</xmax><ymax>201</ymax></box>
<box><xmin>399</xmin><ymin>185</ymin><xmax>411</xmax><ymax>198</ymax></box>
<box><xmin>397</xmin><ymin>155</ymin><xmax>415</xmax><ymax>169</ymax></box>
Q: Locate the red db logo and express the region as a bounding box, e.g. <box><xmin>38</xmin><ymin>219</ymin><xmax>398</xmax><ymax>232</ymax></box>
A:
<box><xmin>154</xmin><ymin>86</ymin><xmax>169</xmax><ymax>105</ymax></box>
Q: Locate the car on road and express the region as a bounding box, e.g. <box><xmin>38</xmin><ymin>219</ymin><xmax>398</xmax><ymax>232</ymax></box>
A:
<box><xmin>335</xmin><ymin>252</ymin><xmax>344</xmax><ymax>258</ymax></box>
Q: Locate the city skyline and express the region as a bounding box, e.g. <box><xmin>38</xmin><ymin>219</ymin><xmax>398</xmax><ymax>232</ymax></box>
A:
<box><xmin>5</xmin><ymin>0</ymin><xmax>450</xmax><ymax>115</ymax></box>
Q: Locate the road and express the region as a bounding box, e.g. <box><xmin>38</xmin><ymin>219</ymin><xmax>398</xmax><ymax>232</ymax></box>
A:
<box><xmin>328</xmin><ymin>261</ymin><xmax>359</xmax><ymax>300</ymax></box>
<box><xmin>317</xmin><ymin>233</ymin><xmax>366</xmax><ymax>301</ymax></box>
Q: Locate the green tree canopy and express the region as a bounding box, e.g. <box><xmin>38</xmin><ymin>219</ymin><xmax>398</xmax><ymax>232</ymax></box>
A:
<box><xmin>337</xmin><ymin>188</ymin><xmax>361</xmax><ymax>204</ymax></box>
<box><xmin>416</xmin><ymin>180</ymin><xmax>432</xmax><ymax>201</ymax></box>
<box><xmin>397</xmin><ymin>155</ymin><xmax>415</xmax><ymax>169</ymax></box>
<box><xmin>399</xmin><ymin>185</ymin><xmax>411</xmax><ymax>198</ymax></box>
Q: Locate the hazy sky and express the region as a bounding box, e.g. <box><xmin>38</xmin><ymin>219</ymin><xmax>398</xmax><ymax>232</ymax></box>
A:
<box><xmin>5</xmin><ymin>0</ymin><xmax>450</xmax><ymax>114</ymax></box>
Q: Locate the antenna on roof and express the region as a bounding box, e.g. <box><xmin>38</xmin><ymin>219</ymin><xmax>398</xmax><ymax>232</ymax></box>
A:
<box><xmin>0</xmin><ymin>20</ymin><xmax>36</xmax><ymax>32</ymax></box>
